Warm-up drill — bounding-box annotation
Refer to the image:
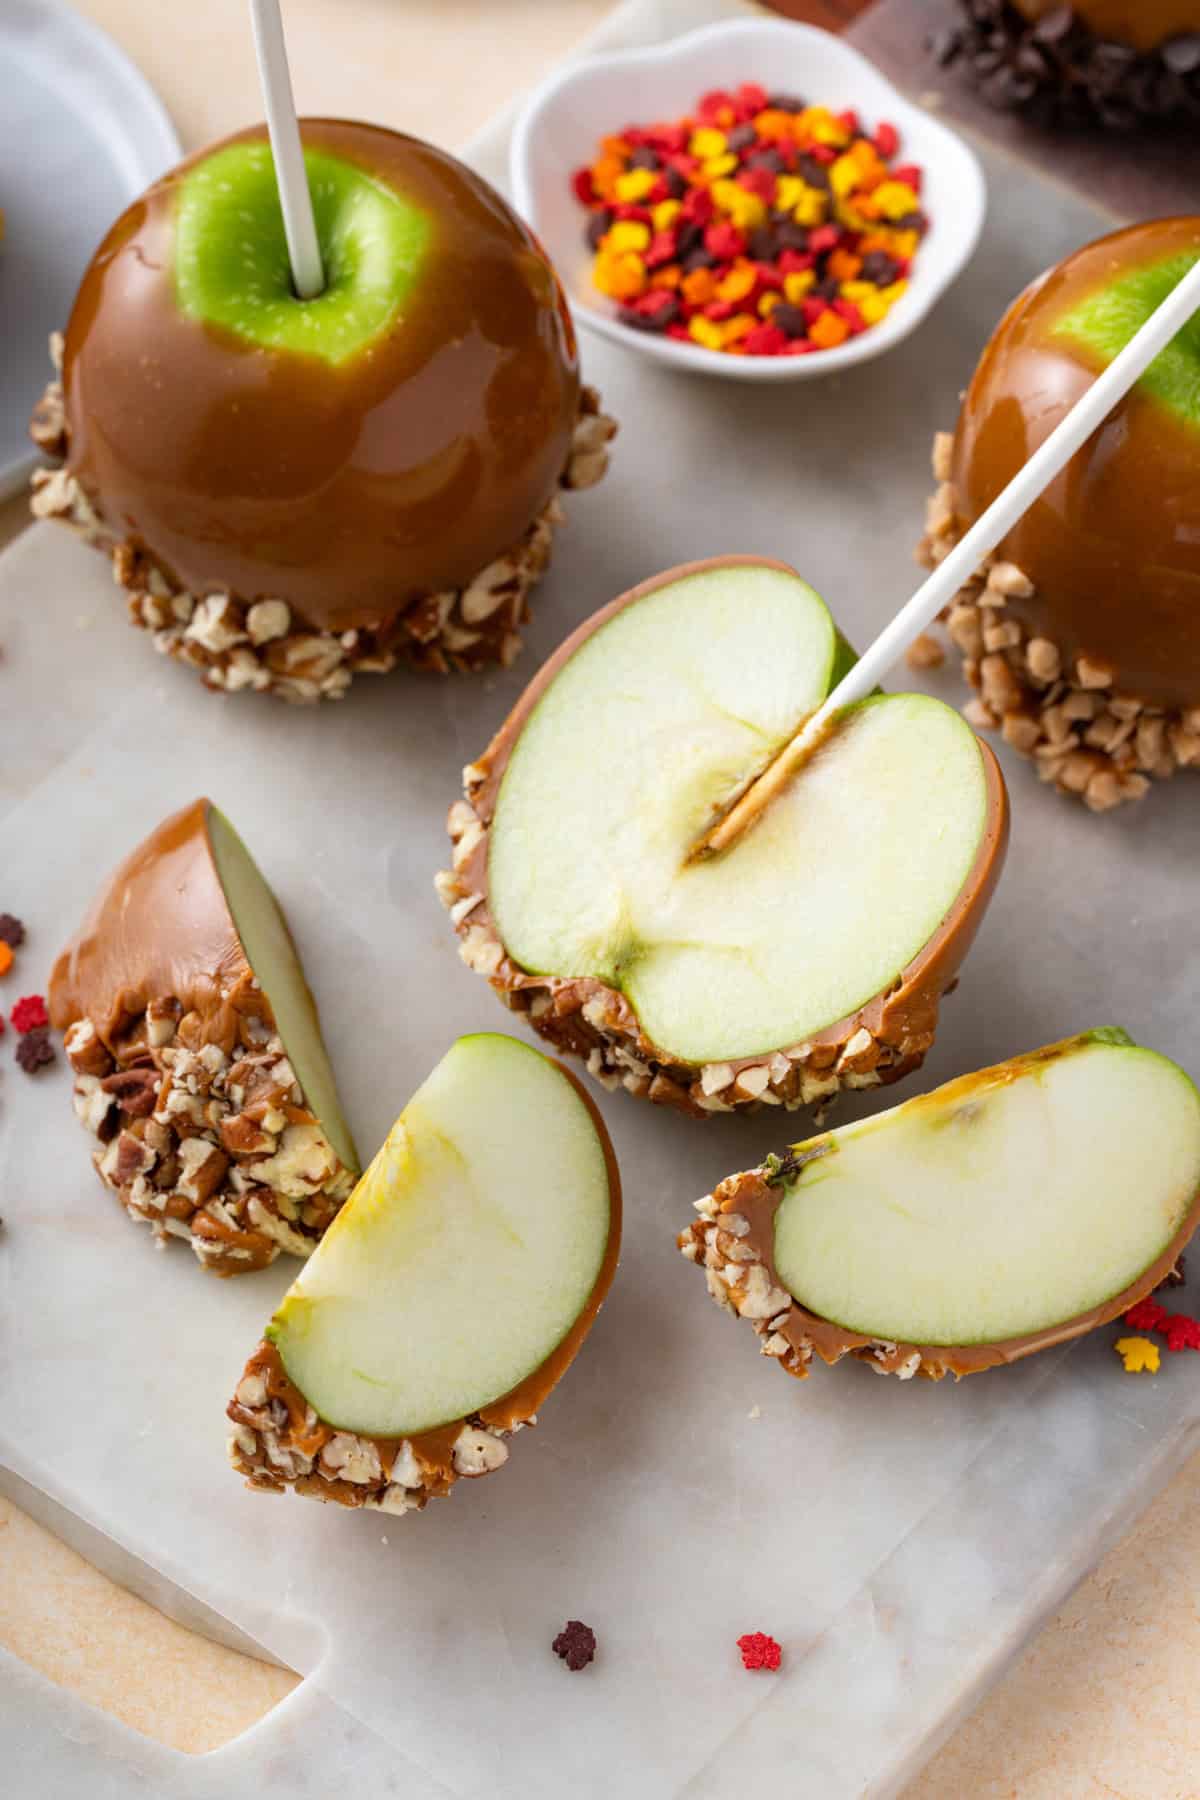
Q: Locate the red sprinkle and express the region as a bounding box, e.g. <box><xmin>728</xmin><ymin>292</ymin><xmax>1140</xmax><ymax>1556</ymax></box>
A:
<box><xmin>1122</xmin><ymin>1295</ymin><xmax>1200</xmax><ymax>1352</ymax></box>
<box><xmin>737</xmin><ymin>1632</ymin><xmax>782</xmax><ymax>1671</ymax></box>
<box><xmin>11</xmin><ymin>994</ymin><xmax>49</xmax><ymax>1034</ymax></box>
<box><xmin>873</xmin><ymin>121</ymin><xmax>900</xmax><ymax>158</ymax></box>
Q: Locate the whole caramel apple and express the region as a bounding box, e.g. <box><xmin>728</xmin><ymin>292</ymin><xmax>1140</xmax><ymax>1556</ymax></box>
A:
<box><xmin>921</xmin><ymin>216</ymin><xmax>1200</xmax><ymax>811</ymax></box>
<box><xmin>31</xmin><ymin>120</ymin><xmax>614</xmax><ymax>700</ymax></box>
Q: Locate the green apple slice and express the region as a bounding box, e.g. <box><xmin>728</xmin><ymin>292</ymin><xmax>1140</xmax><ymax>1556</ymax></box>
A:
<box><xmin>487</xmin><ymin>561</ymin><xmax>990</xmax><ymax>1066</ymax></box>
<box><xmin>206</xmin><ymin>806</ymin><xmax>357</xmax><ymax>1176</ymax></box>
<box><xmin>773</xmin><ymin>1030</ymin><xmax>1200</xmax><ymax>1347</ymax></box>
<box><xmin>265</xmin><ymin>1034</ymin><xmax>617</xmax><ymax>1437</ymax></box>
<box><xmin>1054</xmin><ymin>250</ymin><xmax>1200</xmax><ymax>429</ymax></box>
<box><xmin>175</xmin><ymin>141</ymin><xmax>430</xmax><ymax>362</ymax></box>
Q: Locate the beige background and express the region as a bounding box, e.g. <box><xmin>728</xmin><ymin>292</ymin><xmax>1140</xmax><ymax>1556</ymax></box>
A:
<box><xmin>5</xmin><ymin>3</ymin><xmax>1200</xmax><ymax>1795</ymax></box>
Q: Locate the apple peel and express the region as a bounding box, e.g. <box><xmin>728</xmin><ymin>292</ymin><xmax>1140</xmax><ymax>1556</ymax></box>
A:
<box><xmin>439</xmin><ymin>557</ymin><xmax>1008</xmax><ymax>1118</ymax></box>
<box><xmin>680</xmin><ymin>1031</ymin><xmax>1200</xmax><ymax>1382</ymax></box>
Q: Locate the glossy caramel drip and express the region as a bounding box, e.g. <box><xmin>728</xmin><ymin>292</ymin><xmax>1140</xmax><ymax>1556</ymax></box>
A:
<box><xmin>951</xmin><ymin>217</ymin><xmax>1200</xmax><ymax>708</ymax></box>
<box><xmin>48</xmin><ymin>798</ymin><xmax>265</xmax><ymax>1056</ymax></box>
<box><xmin>62</xmin><ymin>120</ymin><xmax>580</xmax><ymax>634</ymax></box>
<box><xmin>1010</xmin><ymin>1</ymin><xmax>1200</xmax><ymax>51</ymax></box>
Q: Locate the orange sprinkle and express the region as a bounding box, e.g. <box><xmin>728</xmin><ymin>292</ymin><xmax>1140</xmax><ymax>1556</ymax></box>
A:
<box><xmin>681</xmin><ymin>267</ymin><xmax>718</xmax><ymax>306</ymax></box>
<box><xmin>809</xmin><ymin>310</ymin><xmax>850</xmax><ymax>349</ymax></box>
<box><xmin>0</xmin><ymin>942</ymin><xmax>12</xmax><ymax>978</ymax></box>
<box><xmin>716</xmin><ymin>260</ymin><xmax>758</xmax><ymax>303</ymax></box>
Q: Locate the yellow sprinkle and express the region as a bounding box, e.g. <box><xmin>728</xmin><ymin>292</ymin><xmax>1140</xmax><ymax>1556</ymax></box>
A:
<box><xmin>810</xmin><ymin>117</ymin><xmax>850</xmax><ymax>147</ymax></box>
<box><xmin>606</xmin><ymin>219</ymin><xmax>650</xmax><ymax>252</ymax></box>
<box><xmin>783</xmin><ymin>270</ymin><xmax>816</xmax><ymax>304</ymax></box>
<box><xmin>858</xmin><ymin>292</ymin><xmax>890</xmax><ymax>325</ymax></box>
<box><xmin>652</xmin><ymin>199</ymin><xmax>681</xmax><ymax>231</ymax></box>
<box><xmin>759</xmin><ymin>291</ymin><xmax>782</xmax><ymax>317</ymax></box>
<box><xmin>792</xmin><ymin>187</ymin><xmax>828</xmax><ymax>227</ymax></box>
<box><xmin>702</xmin><ymin>153</ymin><xmax>738</xmax><ymax>179</ymax></box>
<box><xmin>1115</xmin><ymin>1336</ymin><xmax>1160</xmax><ymax>1373</ymax></box>
<box><xmin>829</xmin><ymin>154</ymin><xmax>861</xmax><ymax>199</ymax></box>
<box><xmin>614</xmin><ymin>167</ymin><xmax>657</xmax><ymax>203</ymax></box>
<box><xmin>688</xmin><ymin>315</ymin><xmax>725</xmax><ymax>351</ymax></box>
<box><xmin>775</xmin><ymin>175</ymin><xmax>806</xmax><ymax>213</ymax></box>
<box><xmin>880</xmin><ymin>278</ymin><xmax>910</xmax><ymax>304</ymax></box>
<box><xmin>840</xmin><ymin>280</ymin><xmax>875</xmax><ymax>302</ymax></box>
<box><xmin>873</xmin><ymin>180</ymin><xmax>920</xmax><ymax>221</ymax></box>
<box><xmin>690</xmin><ymin>126</ymin><xmax>728</xmax><ymax>159</ymax></box>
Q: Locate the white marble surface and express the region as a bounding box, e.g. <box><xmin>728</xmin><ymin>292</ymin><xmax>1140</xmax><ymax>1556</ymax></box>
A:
<box><xmin>4</xmin><ymin>3</ymin><xmax>1200</xmax><ymax>1795</ymax></box>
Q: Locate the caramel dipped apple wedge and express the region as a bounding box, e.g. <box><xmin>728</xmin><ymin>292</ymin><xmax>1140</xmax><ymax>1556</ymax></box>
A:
<box><xmin>228</xmin><ymin>1034</ymin><xmax>620</xmax><ymax>1514</ymax></box>
<box><xmin>49</xmin><ymin>800</ymin><xmax>358</xmax><ymax>1274</ymax></box>
<box><xmin>439</xmin><ymin>557</ymin><xmax>1008</xmax><ymax>1118</ymax></box>
<box><xmin>680</xmin><ymin>1031</ymin><xmax>1200</xmax><ymax>1382</ymax></box>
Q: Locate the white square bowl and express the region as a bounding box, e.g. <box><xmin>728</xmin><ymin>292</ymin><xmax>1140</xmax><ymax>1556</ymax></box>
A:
<box><xmin>511</xmin><ymin>16</ymin><xmax>987</xmax><ymax>382</ymax></box>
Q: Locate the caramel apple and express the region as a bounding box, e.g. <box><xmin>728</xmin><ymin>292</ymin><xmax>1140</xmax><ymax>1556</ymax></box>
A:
<box><xmin>439</xmin><ymin>558</ymin><xmax>1007</xmax><ymax>1118</ymax></box>
<box><xmin>228</xmin><ymin>1034</ymin><xmax>621</xmax><ymax>1514</ymax></box>
<box><xmin>940</xmin><ymin>1</ymin><xmax>1200</xmax><ymax>127</ymax></box>
<box><xmin>681</xmin><ymin>1031</ymin><xmax>1200</xmax><ymax>1383</ymax></box>
<box><xmin>921</xmin><ymin>218</ymin><xmax>1200</xmax><ymax>810</ymax></box>
<box><xmin>49</xmin><ymin>800</ymin><xmax>358</xmax><ymax>1273</ymax></box>
<box><xmin>29</xmin><ymin>120</ymin><xmax>614</xmax><ymax>701</ymax></box>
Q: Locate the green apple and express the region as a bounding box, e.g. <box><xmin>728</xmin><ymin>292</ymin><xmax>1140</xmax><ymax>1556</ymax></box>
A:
<box><xmin>175</xmin><ymin>140</ymin><xmax>430</xmax><ymax>362</ymax></box>
<box><xmin>265</xmin><ymin>1034</ymin><xmax>618</xmax><ymax>1438</ymax></box>
<box><xmin>1054</xmin><ymin>249</ymin><xmax>1200</xmax><ymax>428</ymax></box>
<box><xmin>206</xmin><ymin>805</ymin><xmax>357</xmax><ymax>1176</ymax></box>
<box><xmin>479</xmin><ymin>559</ymin><xmax>1002</xmax><ymax>1074</ymax></box>
<box><xmin>772</xmin><ymin>1030</ymin><xmax>1200</xmax><ymax>1347</ymax></box>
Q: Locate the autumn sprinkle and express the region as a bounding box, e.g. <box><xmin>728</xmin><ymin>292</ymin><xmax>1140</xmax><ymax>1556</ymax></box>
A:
<box><xmin>572</xmin><ymin>83</ymin><xmax>925</xmax><ymax>358</ymax></box>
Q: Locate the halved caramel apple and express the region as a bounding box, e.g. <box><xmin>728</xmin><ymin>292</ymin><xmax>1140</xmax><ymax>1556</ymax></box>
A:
<box><xmin>439</xmin><ymin>557</ymin><xmax>1007</xmax><ymax>1117</ymax></box>
<box><xmin>30</xmin><ymin>121</ymin><xmax>614</xmax><ymax>701</ymax></box>
<box><xmin>49</xmin><ymin>800</ymin><xmax>357</xmax><ymax>1273</ymax></box>
<box><xmin>228</xmin><ymin>1034</ymin><xmax>620</xmax><ymax>1514</ymax></box>
<box><xmin>681</xmin><ymin>1030</ymin><xmax>1200</xmax><ymax>1381</ymax></box>
<box><xmin>922</xmin><ymin>217</ymin><xmax>1200</xmax><ymax>810</ymax></box>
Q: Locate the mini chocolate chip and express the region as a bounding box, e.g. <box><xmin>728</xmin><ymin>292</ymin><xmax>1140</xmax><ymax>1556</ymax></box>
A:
<box><xmin>860</xmin><ymin>250</ymin><xmax>899</xmax><ymax>285</ymax></box>
<box><xmin>16</xmin><ymin>1028</ymin><xmax>54</xmax><ymax>1074</ymax></box>
<box><xmin>628</xmin><ymin>145</ymin><xmax>661</xmax><ymax>170</ymax></box>
<box><xmin>552</xmin><ymin>1620</ymin><xmax>597</xmax><ymax>1671</ymax></box>
<box><xmin>682</xmin><ymin>247</ymin><xmax>716</xmax><ymax>273</ymax></box>
<box><xmin>617</xmin><ymin>297</ymin><xmax>680</xmax><ymax>334</ymax></box>
<box><xmin>664</xmin><ymin>166</ymin><xmax>687</xmax><ymax>199</ymax></box>
<box><xmin>675</xmin><ymin>221</ymin><xmax>704</xmax><ymax>260</ymax></box>
<box><xmin>747</xmin><ymin>148</ymin><xmax>786</xmax><ymax>174</ymax></box>
<box><xmin>770</xmin><ymin>302</ymin><xmax>808</xmax><ymax>339</ymax></box>
<box><xmin>0</xmin><ymin>914</ymin><xmax>25</xmax><ymax>949</ymax></box>
<box><xmin>766</xmin><ymin>91</ymin><xmax>806</xmax><ymax>111</ymax></box>
<box><xmin>896</xmin><ymin>210</ymin><xmax>927</xmax><ymax>233</ymax></box>
<box><xmin>727</xmin><ymin>123</ymin><xmax>757</xmax><ymax>152</ymax></box>
<box><xmin>775</xmin><ymin>222</ymin><xmax>811</xmax><ymax>253</ymax></box>
<box><xmin>585</xmin><ymin>208</ymin><xmax>614</xmax><ymax>251</ymax></box>
<box><xmin>798</xmin><ymin>155</ymin><xmax>831</xmax><ymax>192</ymax></box>
<box><xmin>811</xmin><ymin>276</ymin><xmax>840</xmax><ymax>302</ymax></box>
<box><xmin>747</xmin><ymin>226</ymin><xmax>779</xmax><ymax>262</ymax></box>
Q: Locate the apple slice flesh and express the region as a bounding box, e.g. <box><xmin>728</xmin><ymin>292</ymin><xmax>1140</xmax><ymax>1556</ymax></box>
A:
<box><xmin>206</xmin><ymin>806</ymin><xmax>358</xmax><ymax>1177</ymax></box>
<box><xmin>267</xmin><ymin>1034</ymin><xmax>618</xmax><ymax>1438</ymax></box>
<box><xmin>773</xmin><ymin>1030</ymin><xmax>1200</xmax><ymax>1348</ymax></box>
<box><xmin>488</xmin><ymin>561</ymin><xmax>991</xmax><ymax>1066</ymax></box>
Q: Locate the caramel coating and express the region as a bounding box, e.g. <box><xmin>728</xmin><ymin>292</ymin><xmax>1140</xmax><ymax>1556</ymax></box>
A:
<box><xmin>951</xmin><ymin>217</ymin><xmax>1200</xmax><ymax>708</ymax></box>
<box><xmin>1010</xmin><ymin>1</ymin><xmax>1200</xmax><ymax>52</ymax></box>
<box><xmin>62</xmin><ymin>121</ymin><xmax>580</xmax><ymax>635</ymax></box>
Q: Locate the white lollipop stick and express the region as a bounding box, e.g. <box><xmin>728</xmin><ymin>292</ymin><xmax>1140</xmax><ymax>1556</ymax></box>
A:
<box><xmin>703</xmin><ymin>253</ymin><xmax>1200</xmax><ymax>857</ymax></box>
<box><xmin>249</xmin><ymin>0</ymin><xmax>324</xmax><ymax>299</ymax></box>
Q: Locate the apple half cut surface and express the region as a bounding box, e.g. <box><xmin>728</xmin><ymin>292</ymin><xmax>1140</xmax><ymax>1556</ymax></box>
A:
<box><xmin>227</xmin><ymin>1034</ymin><xmax>620</xmax><ymax>1514</ymax></box>
<box><xmin>48</xmin><ymin>799</ymin><xmax>358</xmax><ymax>1275</ymax></box>
<box><xmin>680</xmin><ymin>1030</ymin><xmax>1200</xmax><ymax>1382</ymax></box>
<box><xmin>440</xmin><ymin>557</ymin><xmax>1008</xmax><ymax>1117</ymax></box>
